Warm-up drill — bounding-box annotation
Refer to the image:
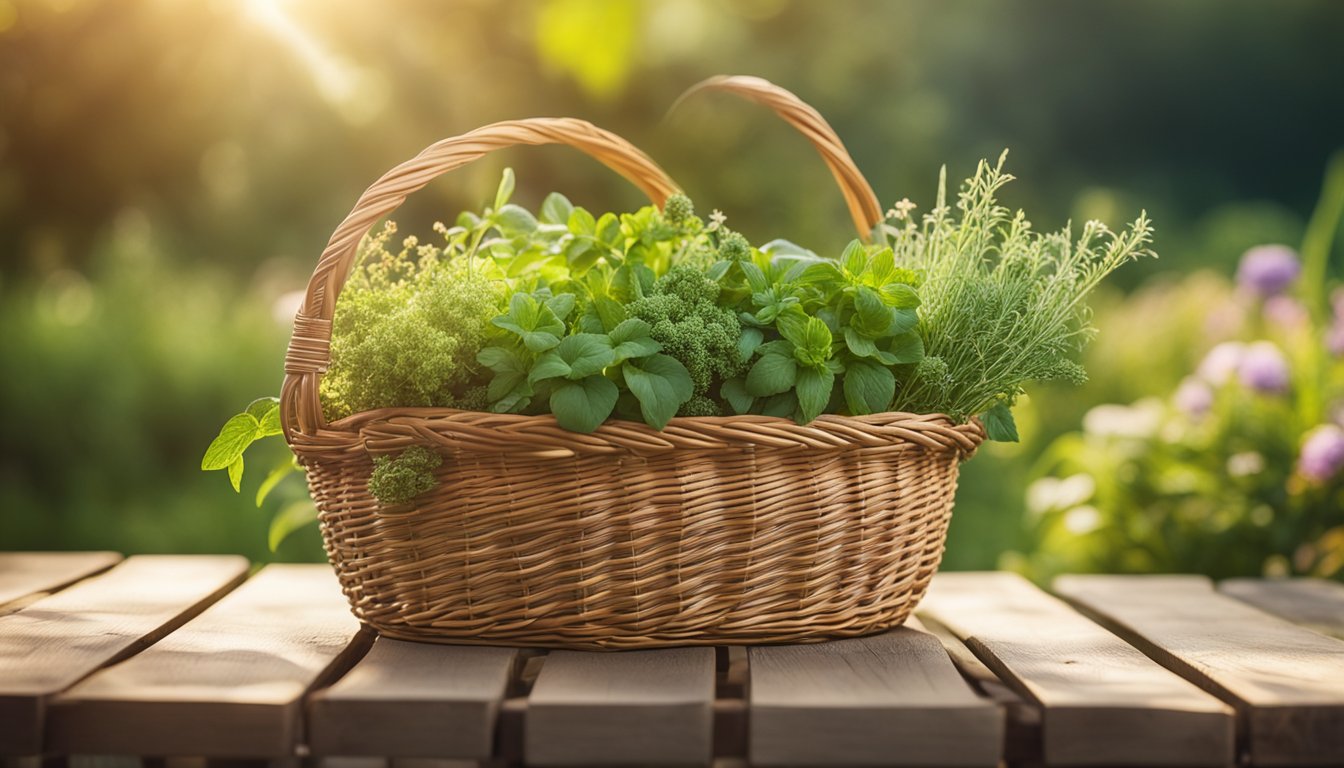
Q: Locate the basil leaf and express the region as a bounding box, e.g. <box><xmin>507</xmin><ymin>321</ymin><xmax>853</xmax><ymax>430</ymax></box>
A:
<box><xmin>540</xmin><ymin>192</ymin><xmax>574</xmax><ymax>225</ymax></box>
<box><xmin>746</xmin><ymin>352</ymin><xmax>798</xmax><ymax>397</ymax></box>
<box><xmin>555</xmin><ymin>333</ymin><xmax>615</xmax><ymax>379</ymax></box>
<box><xmin>202</xmin><ymin>412</ymin><xmax>260</xmax><ymax>471</ymax></box>
<box><xmin>528</xmin><ymin>350</ymin><xmax>572</xmax><ymax>383</ymax></box>
<box><xmin>795</xmin><ymin>367</ymin><xmax>835</xmax><ymax>424</ymax></box>
<box><xmin>623</xmin><ymin>354</ymin><xmax>694</xmax><ymax>430</ymax></box>
<box><xmin>720</xmin><ymin>377</ymin><xmax>754</xmax><ymax>415</ymax></box>
<box><xmin>737</xmin><ymin>327</ymin><xmax>764</xmax><ymax>363</ymax></box>
<box><xmin>983</xmin><ymin>402</ymin><xmax>1020</xmax><ymax>442</ymax></box>
<box><xmin>227</xmin><ymin>455</ymin><xmax>244</xmax><ymax>493</ymax></box>
<box><xmin>843</xmin><ymin>360</ymin><xmax>895</xmax><ymax>415</ymax></box>
<box><xmin>493</xmin><ymin>167</ymin><xmax>515</xmax><ymax>210</ymax></box>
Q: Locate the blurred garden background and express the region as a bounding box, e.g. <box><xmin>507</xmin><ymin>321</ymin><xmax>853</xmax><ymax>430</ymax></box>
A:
<box><xmin>2</xmin><ymin>0</ymin><xmax>1342</xmax><ymax>575</ymax></box>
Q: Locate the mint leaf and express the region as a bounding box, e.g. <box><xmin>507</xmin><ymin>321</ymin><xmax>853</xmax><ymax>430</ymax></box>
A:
<box><xmin>888</xmin><ymin>308</ymin><xmax>919</xmax><ymax>336</ymax></box>
<box><xmin>880</xmin><ymin>282</ymin><xmax>920</xmax><ymax>309</ymax></box>
<box><xmin>202</xmin><ymin>412</ymin><xmax>261</xmax><ymax>471</ymax></box>
<box><xmin>594</xmin><ymin>296</ymin><xmax>626</xmax><ymax>332</ymax></box>
<box><xmin>540</xmin><ymin>192</ymin><xmax>574</xmax><ymax>225</ymax></box>
<box><xmin>568</xmin><ymin>206</ymin><xmax>596</xmax><ymax>236</ymax></box>
<box><xmin>623</xmin><ymin>354</ymin><xmax>694</xmax><ymax>429</ymax></box>
<box><xmin>544</xmin><ymin>292</ymin><xmax>576</xmax><ymax>321</ymax></box>
<box><xmin>596</xmin><ymin>212</ymin><xmax>622</xmax><ymax>248</ymax></box>
<box><xmin>983</xmin><ymin>402</ymin><xmax>1019</xmax><ymax>442</ymax></box>
<box><xmin>882</xmin><ymin>332</ymin><xmax>924</xmax><ymax>365</ymax></box>
<box><xmin>720</xmin><ymin>377</ymin><xmax>754</xmax><ymax>415</ymax></box>
<box><xmin>759</xmin><ymin>391</ymin><xmax>798</xmax><ymax>418</ymax></box>
<box><xmin>746</xmin><ymin>351</ymin><xmax>798</xmax><ymax>397</ymax></box>
<box><xmin>795</xmin><ymin>367</ymin><xmax>835</xmax><ymax>423</ymax></box>
<box><xmin>843</xmin><ymin>361</ymin><xmax>895</xmax><ymax>415</ymax></box>
<box><xmin>495</xmin><ymin>204</ymin><xmax>538</xmax><ymax>235</ymax></box>
<box><xmin>853</xmin><ymin>286</ymin><xmax>892</xmax><ymax>336</ymax></box>
<box><xmin>550</xmin><ymin>376</ymin><xmax>619</xmax><ymax>433</ymax></box>
<box><xmin>843</xmin><ymin>327</ymin><xmax>879</xmax><ymax>358</ymax></box>
<box><xmin>841</xmin><ymin>239</ymin><xmax>867</xmax><ymax>276</ymax></box>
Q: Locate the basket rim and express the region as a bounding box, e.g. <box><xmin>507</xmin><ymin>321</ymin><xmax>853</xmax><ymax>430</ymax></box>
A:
<box><xmin>290</xmin><ymin>407</ymin><xmax>986</xmax><ymax>458</ymax></box>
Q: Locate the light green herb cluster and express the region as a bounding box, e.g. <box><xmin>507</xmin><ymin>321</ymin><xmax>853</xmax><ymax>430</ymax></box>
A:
<box><xmin>885</xmin><ymin>153</ymin><xmax>1155</xmax><ymax>433</ymax></box>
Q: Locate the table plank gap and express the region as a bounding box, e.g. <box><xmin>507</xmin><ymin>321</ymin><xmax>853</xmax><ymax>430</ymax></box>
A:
<box><xmin>1056</xmin><ymin>574</ymin><xmax>1344</xmax><ymax>768</ymax></box>
<box><xmin>919</xmin><ymin>572</ymin><xmax>1235</xmax><ymax>767</ymax></box>
<box><xmin>307</xmin><ymin>638</ymin><xmax>518</xmax><ymax>759</ymax></box>
<box><xmin>747</xmin><ymin>626</ymin><xmax>1002</xmax><ymax>767</ymax></box>
<box><xmin>908</xmin><ymin>615</ymin><xmax>1042</xmax><ymax>767</ymax></box>
<box><xmin>0</xmin><ymin>552</ymin><xmax>124</xmax><ymax>615</ymax></box>
<box><xmin>47</xmin><ymin>564</ymin><xmax>364</xmax><ymax>759</ymax></box>
<box><xmin>1219</xmin><ymin>578</ymin><xmax>1344</xmax><ymax>640</ymax></box>
<box><xmin>0</xmin><ymin>555</ymin><xmax>250</xmax><ymax>756</ymax></box>
<box><xmin>525</xmin><ymin>647</ymin><xmax>715</xmax><ymax>767</ymax></box>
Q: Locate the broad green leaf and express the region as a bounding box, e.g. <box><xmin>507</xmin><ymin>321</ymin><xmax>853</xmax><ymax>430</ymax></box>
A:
<box><xmin>623</xmin><ymin>354</ymin><xmax>694</xmax><ymax>429</ymax></box>
<box><xmin>795</xmin><ymin>261</ymin><xmax>842</xmax><ymax>287</ymax></box>
<box><xmin>478</xmin><ymin>346</ymin><xmax>524</xmax><ymax>372</ymax></box>
<box><xmin>720</xmin><ymin>377</ymin><xmax>754</xmax><ymax>415</ymax></box>
<box><xmin>841</xmin><ymin>239</ymin><xmax>867</xmax><ymax>276</ymax></box>
<box><xmin>540</xmin><ymin>192</ymin><xmax>574</xmax><ymax>225</ymax></box>
<box><xmin>594</xmin><ymin>296</ymin><xmax>626</xmax><ymax>332</ymax></box>
<box><xmin>564</xmin><ymin>238</ymin><xmax>598</xmax><ymax>272</ymax></box>
<box><xmin>568</xmin><ymin>206</ymin><xmax>596</xmax><ymax>236</ymax></box>
<box><xmin>983</xmin><ymin>402</ymin><xmax>1020</xmax><ymax>442</ymax></box>
<box><xmin>528</xmin><ymin>350</ymin><xmax>572</xmax><ymax>383</ymax></box>
<box><xmin>843</xmin><ymin>361</ymin><xmax>895</xmax><ymax>415</ymax></box>
<box><xmin>522</xmin><ymin>331</ymin><xmax>561</xmax><ymax>353</ymax></box>
<box><xmin>493</xmin><ymin>167</ymin><xmax>515</xmax><ymax>210</ymax></box>
<box><xmin>794</xmin><ymin>317</ymin><xmax>833</xmax><ymax>367</ymax></box>
<box><xmin>759</xmin><ymin>391</ymin><xmax>797</xmax><ymax>418</ymax></box>
<box><xmin>706</xmin><ymin>260</ymin><xmax>731</xmax><ymax>281</ymax></box>
<box><xmin>489</xmin><ymin>370</ymin><xmax>529</xmax><ymax>403</ymax></box>
<box><xmin>255</xmin><ymin>459</ymin><xmax>294</xmax><ymax>507</ymax></box>
<box><xmin>843</xmin><ymin>327</ymin><xmax>878</xmax><ymax>358</ymax></box>
<box><xmin>245</xmin><ymin>397</ymin><xmax>279</xmax><ymax>422</ymax></box>
<box><xmin>882</xmin><ymin>332</ymin><xmax>925</xmax><ymax>365</ymax></box>
<box><xmin>879</xmin><ymin>282</ymin><xmax>921</xmax><ymax>309</ymax></box>
<box><xmin>740</xmin><ymin>261</ymin><xmax>769</xmax><ymax>293</ymax></box>
<box><xmin>737</xmin><ymin>327</ymin><xmax>764</xmax><ymax>363</ymax></box>
<box><xmin>889</xmin><ymin>308</ymin><xmax>919</xmax><ymax>336</ymax></box>
<box><xmin>595</xmin><ymin>212</ymin><xmax>622</xmax><ymax>248</ymax></box>
<box><xmin>544</xmin><ymin>292</ymin><xmax>576</xmax><ymax>320</ymax></box>
<box><xmin>495</xmin><ymin>204</ymin><xmax>538</xmax><ymax>235</ymax></box>
<box><xmin>555</xmin><ymin>333</ymin><xmax>615</xmax><ymax>379</ymax></box>
<box><xmin>269</xmin><ymin>500</ymin><xmax>318</xmax><ymax>552</ymax></box>
<box><xmin>550</xmin><ymin>376</ymin><xmax>619</xmax><ymax>433</ymax></box>
<box><xmin>202</xmin><ymin>412</ymin><xmax>261</xmax><ymax>471</ymax></box>
<box><xmin>227</xmin><ymin>455</ymin><xmax>244</xmax><ymax>492</ymax></box>
<box><xmin>795</xmin><ymin>367</ymin><xmax>835</xmax><ymax>424</ymax></box>
<box><xmin>854</xmin><ymin>286</ymin><xmax>892</xmax><ymax>335</ymax></box>
<box><xmin>865</xmin><ymin>247</ymin><xmax>895</xmax><ymax>284</ymax></box>
<box><xmin>776</xmin><ymin>313</ymin><xmax>809</xmax><ymax>348</ymax></box>
<box><xmin>608</xmin><ymin>318</ymin><xmax>661</xmax><ymax>362</ymax></box>
<box><xmin>746</xmin><ymin>352</ymin><xmax>798</xmax><ymax>397</ymax></box>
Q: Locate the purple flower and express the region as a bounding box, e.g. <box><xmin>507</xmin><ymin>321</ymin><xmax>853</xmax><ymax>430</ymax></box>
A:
<box><xmin>1197</xmin><ymin>341</ymin><xmax>1245</xmax><ymax>385</ymax></box>
<box><xmin>1329</xmin><ymin>322</ymin><xmax>1344</xmax><ymax>358</ymax></box>
<box><xmin>1237</xmin><ymin>245</ymin><xmax>1301</xmax><ymax>298</ymax></box>
<box><xmin>1174</xmin><ymin>377</ymin><xmax>1214</xmax><ymax>418</ymax></box>
<box><xmin>1238</xmin><ymin>341</ymin><xmax>1290</xmax><ymax>394</ymax></box>
<box><xmin>1299</xmin><ymin>425</ymin><xmax>1344</xmax><ymax>483</ymax></box>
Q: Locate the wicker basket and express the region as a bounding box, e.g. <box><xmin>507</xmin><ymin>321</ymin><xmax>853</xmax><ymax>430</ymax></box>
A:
<box><xmin>280</xmin><ymin>80</ymin><xmax>985</xmax><ymax>650</ymax></box>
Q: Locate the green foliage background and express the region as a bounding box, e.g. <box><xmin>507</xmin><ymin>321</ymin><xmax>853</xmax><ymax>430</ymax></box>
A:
<box><xmin>1</xmin><ymin>0</ymin><xmax>1341</xmax><ymax>567</ymax></box>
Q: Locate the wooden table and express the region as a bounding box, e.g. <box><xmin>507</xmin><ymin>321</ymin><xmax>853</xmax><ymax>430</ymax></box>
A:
<box><xmin>2</xmin><ymin>553</ymin><xmax>1342</xmax><ymax>767</ymax></box>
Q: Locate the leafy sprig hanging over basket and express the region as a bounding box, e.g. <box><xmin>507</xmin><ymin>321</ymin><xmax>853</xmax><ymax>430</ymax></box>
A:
<box><xmin>203</xmin><ymin>80</ymin><xmax>1153</xmax><ymax>556</ymax></box>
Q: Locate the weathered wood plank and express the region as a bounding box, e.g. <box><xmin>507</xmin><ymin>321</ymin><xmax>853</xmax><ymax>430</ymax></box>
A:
<box><xmin>307</xmin><ymin>638</ymin><xmax>517</xmax><ymax>758</ymax></box>
<box><xmin>0</xmin><ymin>555</ymin><xmax>249</xmax><ymax>756</ymax></box>
<box><xmin>1056</xmin><ymin>574</ymin><xmax>1344</xmax><ymax>767</ymax></box>
<box><xmin>919</xmin><ymin>572</ymin><xmax>1234</xmax><ymax>767</ymax></box>
<box><xmin>0</xmin><ymin>552</ymin><xmax>122</xmax><ymax>612</ymax></box>
<box><xmin>47</xmin><ymin>564</ymin><xmax>366</xmax><ymax>759</ymax></box>
<box><xmin>749</xmin><ymin>627</ymin><xmax>1002</xmax><ymax>767</ymax></box>
<box><xmin>1220</xmin><ymin>578</ymin><xmax>1344</xmax><ymax>640</ymax></box>
<box><xmin>525</xmin><ymin>647</ymin><xmax>715</xmax><ymax>766</ymax></box>
<box><xmin>908</xmin><ymin>615</ymin><xmax>1041</xmax><ymax>767</ymax></box>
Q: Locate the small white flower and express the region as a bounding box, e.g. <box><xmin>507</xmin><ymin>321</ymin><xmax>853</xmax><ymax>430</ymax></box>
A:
<box><xmin>1063</xmin><ymin>505</ymin><xmax>1103</xmax><ymax>535</ymax></box>
<box><xmin>1083</xmin><ymin>398</ymin><xmax>1164</xmax><ymax>439</ymax></box>
<box><xmin>1226</xmin><ymin>451</ymin><xmax>1265</xmax><ymax>478</ymax></box>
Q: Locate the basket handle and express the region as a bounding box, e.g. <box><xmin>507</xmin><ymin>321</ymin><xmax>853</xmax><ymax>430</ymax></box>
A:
<box><xmin>673</xmin><ymin>75</ymin><xmax>884</xmax><ymax>241</ymax></box>
<box><xmin>281</xmin><ymin>117</ymin><xmax>682</xmax><ymax>438</ymax></box>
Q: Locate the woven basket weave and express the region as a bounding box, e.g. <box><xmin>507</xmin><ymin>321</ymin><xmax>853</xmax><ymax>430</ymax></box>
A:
<box><xmin>281</xmin><ymin>79</ymin><xmax>985</xmax><ymax>650</ymax></box>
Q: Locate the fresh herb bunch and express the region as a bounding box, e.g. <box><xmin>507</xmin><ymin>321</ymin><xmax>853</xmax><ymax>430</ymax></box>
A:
<box><xmin>205</xmin><ymin>160</ymin><xmax>1152</xmax><ymax>531</ymax></box>
<box><xmin>882</xmin><ymin>153</ymin><xmax>1155</xmax><ymax>438</ymax></box>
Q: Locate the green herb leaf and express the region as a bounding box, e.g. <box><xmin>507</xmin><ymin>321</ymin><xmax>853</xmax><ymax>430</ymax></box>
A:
<box><xmin>623</xmin><ymin>354</ymin><xmax>694</xmax><ymax>429</ymax></box>
<box><xmin>879</xmin><ymin>282</ymin><xmax>920</xmax><ymax>309</ymax></box>
<box><xmin>550</xmin><ymin>376</ymin><xmax>619</xmax><ymax>433</ymax></box>
<box><xmin>493</xmin><ymin>167</ymin><xmax>515</xmax><ymax>210</ymax></box>
<box><xmin>540</xmin><ymin>192</ymin><xmax>574</xmax><ymax>225</ymax></box>
<box><xmin>843</xmin><ymin>360</ymin><xmax>895</xmax><ymax>415</ymax></box>
<box><xmin>745</xmin><ymin>351</ymin><xmax>798</xmax><ymax>397</ymax></box>
<box><xmin>555</xmin><ymin>333</ymin><xmax>615</xmax><ymax>379</ymax></box>
<box><xmin>608</xmin><ymin>318</ymin><xmax>661</xmax><ymax>362</ymax></box>
<box><xmin>738</xmin><ymin>327</ymin><xmax>764</xmax><ymax>363</ymax></box>
<box><xmin>843</xmin><ymin>327</ymin><xmax>879</xmax><ymax>358</ymax></box>
<box><xmin>269</xmin><ymin>501</ymin><xmax>318</xmax><ymax>552</ymax></box>
<box><xmin>202</xmin><ymin>412</ymin><xmax>261</xmax><ymax>471</ymax></box>
<box><xmin>983</xmin><ymin>402</ymin><xmax>1019</xmax><ymax>442</ymax></box>
<box><xmin>720</xmin><ymin>377</ymin><xmax>754</xmax><ymax>415</ymax></box>
<box><xmin>841</xmin><ymin>239</ymin><xmax>867</xmax><ymax>276</ymax></box>
<box><xmin>496</xmin><ymin>204</ymin><xmax>538</xmax><ymax>235</ymax></box>
<box><xmin>255</xmin><ymin>459</ymin><xmax>294</xmax><ymax>508</ymax></box>
<box><xmin>568</xmin><ymin>206</ymin><xmax>596</xmax><ymax>236</ymax></box>
<box><xmin>795</xmin><ymin>367</ymin><xmax>835</xmax><ymax>423</ymax></box>
<box><xmin>883</xmin><ymin>332</ymin><xmax>925</xmax><ymax>365</ymax></box>
<box><xmin>545</xmin><ymin>292</ymin><xmax>576</xmax><ymax>321</ymax></box>
<box><xmin>227</xmin><ymin>455</ymin><xmax>244</xmax><ymax>492</ymax></box>
<box><xmin>528</xmin><ymin>350</ymin><xmax>572</xmax><ymax>383</ymax></box>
